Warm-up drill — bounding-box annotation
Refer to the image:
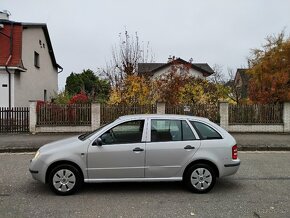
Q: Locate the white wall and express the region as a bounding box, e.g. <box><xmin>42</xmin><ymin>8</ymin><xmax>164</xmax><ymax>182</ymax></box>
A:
<box><xmin>0</xmin><ymin>70</ymin><xmax>9</xmax><ymax>107</ymax></box>
<box><xmin>151</xmin><ymin>65</ymin><xmax>205</xmax><ymax>80</ymax></box>
<box><xmin>0</xmin><ymin>70</ymin><xmax>15</xmax><ymax>107</ymax></box>
<box><xmin>14</xmin><ymin>27</ymin><xmax>58</xmax><ymax>107</ymax></box>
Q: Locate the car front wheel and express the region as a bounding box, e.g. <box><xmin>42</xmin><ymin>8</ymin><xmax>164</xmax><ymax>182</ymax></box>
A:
<box><xmin>48</xmin><ymin>164</ymin><xmax>82</xmax><ymax>195</ymax></box>
<box><xmin>184</xmin><ymin>163</ymin><xmax>216</xmax><ymax>193</ymax></box>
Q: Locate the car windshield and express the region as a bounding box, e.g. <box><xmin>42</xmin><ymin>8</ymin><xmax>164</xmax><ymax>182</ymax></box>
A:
<box><xmin>78</xmin><ymin>122</ymin><xmax>113</xmax><ymax>141</ymax></box>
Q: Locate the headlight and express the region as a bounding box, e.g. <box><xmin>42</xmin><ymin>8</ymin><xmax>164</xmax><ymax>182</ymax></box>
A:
<box><xmin>33</xmin><ymin>151</ymin><xmax>40</xmax><ymax>160</ymax></box>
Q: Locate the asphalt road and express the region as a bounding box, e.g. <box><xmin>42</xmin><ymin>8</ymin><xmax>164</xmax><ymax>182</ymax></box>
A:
<box><xmin>0</xmin><ymin>152</ymin><xmax>290</xmax><ymax>218</ymax></box>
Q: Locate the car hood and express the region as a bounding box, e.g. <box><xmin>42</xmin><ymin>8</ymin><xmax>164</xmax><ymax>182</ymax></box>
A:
<box><xmin>39</xmin><ymin>136</ymin><xmax>87</xmax><ymax>153</ymax></box>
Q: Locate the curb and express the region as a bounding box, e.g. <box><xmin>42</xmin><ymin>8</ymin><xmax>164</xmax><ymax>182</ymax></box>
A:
<box><xmin>0</xmin><ymin>148</ymin><xmax>38</xmax><ymax>153</ymax></box>
<box><xmin>238</xmin><ymin>146</ymin><xmax>290</xmax><ymax>151</ymax></box>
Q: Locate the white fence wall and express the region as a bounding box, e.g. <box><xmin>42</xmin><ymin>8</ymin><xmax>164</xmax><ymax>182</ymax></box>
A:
<box><xmin>29</xmin><ymin>101</ymin><xmax>290</xmax><ymax>133</ymax></box>
<box><xmin>219</xmin><ymin>102</ymin><xmax>290</xmax><ymax>133</ymax></box>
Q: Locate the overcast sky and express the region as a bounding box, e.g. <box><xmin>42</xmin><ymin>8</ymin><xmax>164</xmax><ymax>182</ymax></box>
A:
<box><xmin>2</xmin><ymin>0</ymin><xmax>290</xmax><ymax>89</ymax></box>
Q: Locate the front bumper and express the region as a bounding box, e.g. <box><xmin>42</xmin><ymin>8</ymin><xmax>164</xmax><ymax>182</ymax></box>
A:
<box><xmin>29</xmin><ymin>158</ymin><xmax>47</xmax><ymax>183</ymax></box>
<box><xmin>29</xmin><ymin>169</ymin><xmax>39</xmax><ymax>174</ymax></box>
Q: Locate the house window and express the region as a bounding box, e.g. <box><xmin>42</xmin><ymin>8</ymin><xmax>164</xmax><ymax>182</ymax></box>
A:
<box><xmin>34</xmin><ymin>51</ymin><xmax>40</xmax><ymax>68</ymax></box>
<box><xmin>44</xmin><ymin>89</ymin><xmax>47</xmax><ymax>102</ymax></box>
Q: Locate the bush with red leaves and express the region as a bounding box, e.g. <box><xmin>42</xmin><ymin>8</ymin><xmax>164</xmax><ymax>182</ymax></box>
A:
<box><xmin>69</xmin><ymin>93</ymin><xmax>89</xmax><ymax>104</ymax></box>
<box><xmin>36</xmin><ymin>100</ymin><xmax>45</xmax><ymax>112</ymax></box>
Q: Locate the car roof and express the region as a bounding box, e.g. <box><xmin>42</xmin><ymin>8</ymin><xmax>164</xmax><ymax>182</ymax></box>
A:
<box><xmin>118</xmin><ymin>114</ymin><xmax>209</xmax><ymax>122</ymax></box>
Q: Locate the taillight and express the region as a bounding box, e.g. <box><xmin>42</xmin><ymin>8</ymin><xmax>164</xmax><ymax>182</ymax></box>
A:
<box><xmin>232</xmin><ymin>145</ymin><xmax>238</xmax><ymax>160</ymax></box>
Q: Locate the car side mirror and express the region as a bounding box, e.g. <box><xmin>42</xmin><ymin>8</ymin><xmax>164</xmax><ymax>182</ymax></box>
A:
<box><xmin>93</xmin><ymin>137</ymin><xmax>103</xmax><ymax>146</ymax></box>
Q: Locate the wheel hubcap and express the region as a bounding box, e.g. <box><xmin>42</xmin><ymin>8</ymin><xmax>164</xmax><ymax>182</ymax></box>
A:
<box><xmin>191</xmin><ymin>168</ymin><xmax>212</xmax><ymax>190</ymax></box>
<box><xmin>53</xmin><ymin>169</ymin><xmax>76</xmax><ymax>192</ymax></box>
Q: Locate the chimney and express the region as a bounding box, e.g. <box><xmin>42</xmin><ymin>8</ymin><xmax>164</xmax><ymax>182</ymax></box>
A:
<box><xmin>0</xmin><ymin>10</ymin><xmax>10</xmax><ymax>20</ymax></box>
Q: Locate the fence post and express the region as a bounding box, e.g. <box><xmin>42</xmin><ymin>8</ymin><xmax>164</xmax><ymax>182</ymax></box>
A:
<box><xmin>156</xmin><ymin>102</ymin><xmax>166</xmax><ymax>114</ymax></box>
<box><xmin>91</xmin><ymin>103</ymin><xmax>101</xmax><ymax>130</ymax></box>
<box><xmin>29</xmin><ymin>101</ymin><xmax>37</xmax><ymax>134</ymax></box>
<box><xmin>283</xmin><ymin>102</ymin><xmax>290</xmax><ymax>133</ymax></box>
<box><xmin>219</xmin><ymin>101</ymin><xmax>229</xmax><ymax>130</ymax></box>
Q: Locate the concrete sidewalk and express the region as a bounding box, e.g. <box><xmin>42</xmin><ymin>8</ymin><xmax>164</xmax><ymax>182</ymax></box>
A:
<box><xmin>0</xmin><ymin>132</ymin><xmax>290</xmax><ymax>152</ymax></box>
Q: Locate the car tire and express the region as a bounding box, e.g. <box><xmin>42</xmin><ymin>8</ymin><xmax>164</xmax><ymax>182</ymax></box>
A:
<box><xmin>48</xmin><ymin>164</ymin><xmax>82</xmax><ymax>195</ymax></box>
<box><xmin>184</xmin><ymin>163</ymin><xmax>216</xmax><ymax>194</ymax></box>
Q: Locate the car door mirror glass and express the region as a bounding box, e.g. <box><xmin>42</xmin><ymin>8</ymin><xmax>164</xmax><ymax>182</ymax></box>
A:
<box><xmin>93</xmin><ymin>137</ymin><xmax>103</xmax><ymax>146</ymax></box>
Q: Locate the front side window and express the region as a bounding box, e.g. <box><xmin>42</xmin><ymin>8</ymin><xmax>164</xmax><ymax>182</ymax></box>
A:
<box><xmin>151</xmin><ymin>119</ymin><xmax>195</xmax><ymax>142</ymax></box>
<box><xmin>100</xmin><ymin>120</ymin><xmax>144</xmax><ymax>145</ymax></box>
<box><xmin>190</xmin><ymin>121</ymin><xmax>222</xmax><ymax>140</ymax></box>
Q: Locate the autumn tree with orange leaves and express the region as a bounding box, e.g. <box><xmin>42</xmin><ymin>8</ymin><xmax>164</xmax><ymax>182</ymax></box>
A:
<box><xmin>154</xmin><ymin>62</ymin><xmax>191</xmax><ymax>105</ymax></box>
<box><xmin>247</xmin><ymin>31</ymin><xmax>290</xmax><ymax>104</ymax></box>
<box><xmin>108</xmin><ymin>75</ymin><xmax>157</xmax><ymax>105</ymax></box>
<box><xmin>108</xmin><ymin>59</ymin><xmax>229</xmax><ymax>105</ymax></box>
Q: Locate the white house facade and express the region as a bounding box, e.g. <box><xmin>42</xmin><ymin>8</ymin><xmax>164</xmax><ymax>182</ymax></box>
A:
<box><xmin>0</xmin><ymin>11</ymin><xmax>62</xmax><ymax>107</ymax></box>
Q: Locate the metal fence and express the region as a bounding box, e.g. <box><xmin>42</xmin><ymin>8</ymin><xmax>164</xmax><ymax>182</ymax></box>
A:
<box><xmin>37</xmin><ymin>104</ymin><xmax>91</xmax><ymax>126</ymax></box>
<box><xmin>0</xmin><ymin>107</ymin><xmax>29</xmax><ymax>133</ymax></box>
<box><xmin>101</xmin><ymin>104</ymin><xmax>157</xmax><ymax>125</ymax></box>
<box><xmin>165</xmin><ymin>104</ymin><xmax>220</xmax><ymax>123</ymax></box>
<box><xmin>229</xmin><ymin>104</ymin><xmax>283</xmax><ymax>124</ymax></box>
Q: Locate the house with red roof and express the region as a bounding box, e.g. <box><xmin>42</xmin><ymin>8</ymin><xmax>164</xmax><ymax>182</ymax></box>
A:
<box><xmin>0</xmin><ymin>11</ymin><xmax>62</xmax><ymax>107</ymax></box>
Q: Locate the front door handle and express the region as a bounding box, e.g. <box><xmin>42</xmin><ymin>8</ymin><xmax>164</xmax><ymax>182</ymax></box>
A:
<box><xmin>133</xmin><ymin>147</ymin><xmax>144</xmax><ymax>152</ymax></box>
<box><xmin>184</xmin><ymin>145</ymin><xmax>195</xmax><ymax>150</ymax></box>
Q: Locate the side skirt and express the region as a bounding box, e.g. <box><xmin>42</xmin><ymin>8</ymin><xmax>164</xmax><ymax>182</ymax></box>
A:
<box><xmin>84</xmin><ymin>177</ymin><xmax>183</xmax><ymax>183</ymax></box>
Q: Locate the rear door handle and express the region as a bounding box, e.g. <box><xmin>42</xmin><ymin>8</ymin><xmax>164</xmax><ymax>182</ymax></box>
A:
<box><xmin>133</xmin><ymin>147</ymin><xmax>144</xmax><ymax>152</ymax></box>
<box><xmin>184</xmin><ymin>145</ymin><xmax>195</xmax><ymax>150</ymax></box>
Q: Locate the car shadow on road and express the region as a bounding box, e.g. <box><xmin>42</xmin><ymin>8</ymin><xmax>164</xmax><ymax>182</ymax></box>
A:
<box><xmin>27</xmin><ymin>177</ymin><xmax>243</xmax><ymax>196</ymax></box>
<box><xmin>81</xmin><ymin>181</ymin><xmax>186</xmax><ymax>194</ymax></box>
<box><xmin>212</xmin><ymin>178</ymin><xmax>244</xmax><ymax>193</ymax></box>
<box><xmin>79</xmin><ymin>178</ymin><xmax>243</xmax><ymax>195</ymax></box>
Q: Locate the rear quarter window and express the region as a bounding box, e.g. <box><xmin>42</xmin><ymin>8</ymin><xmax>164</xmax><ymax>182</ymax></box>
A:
<box><xmin>190</xmin><ymin>121</ymin><xmax>222</xmax><ymax>140</ymax></box>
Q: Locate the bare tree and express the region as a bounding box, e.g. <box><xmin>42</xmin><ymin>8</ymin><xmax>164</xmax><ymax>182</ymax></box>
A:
<box><xmin>226</xmin><ymin>68</ymin><xmax>243</xmax><ymax>104</ymax></box>
<box><xmin>102</xmin><ymin>31</ymin><xmax>154</xmax><ymax>87</ymax></box>
<box><xmin>207</xmin><ymin>64</ymin><xmax>226</xmax><ymax>84</ymax></box>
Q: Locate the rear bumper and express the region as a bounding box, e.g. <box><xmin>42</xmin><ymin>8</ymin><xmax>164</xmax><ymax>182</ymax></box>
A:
<box><xmin>220</xmin><ymin>160</ymin><xmax>241</xmax><ymax>177</ymax></box>
<box><xmin>224</xmin><ymin>162</ymin><xmax>240</xmax><ymax>167</ymax></box>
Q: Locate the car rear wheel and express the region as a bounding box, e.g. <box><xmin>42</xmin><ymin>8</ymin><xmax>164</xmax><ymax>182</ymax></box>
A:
<box><xmin>48</xmin><ymin>164</ymin><xmax>82</xmax><ymax>195</ymax></box>
<box><xmin>184</xmin><ymin>163</ymin><xmax>216</xmax><ymax>193</ymax></box>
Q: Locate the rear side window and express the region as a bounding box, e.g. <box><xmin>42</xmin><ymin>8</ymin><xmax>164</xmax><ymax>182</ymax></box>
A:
<box><xmin>190</xmin><ymin>121</ymin><xmax>222</xmax><ymax>140</ymax></box>
<box><xmin>182</xmin><ymin>120</ymin><xmax>196</xmax><ymax>140</ymax></box>
<box><xmin>151</xmin><ymin>119</ymin><xmax>196</xmax><ymax>142</ymax></box>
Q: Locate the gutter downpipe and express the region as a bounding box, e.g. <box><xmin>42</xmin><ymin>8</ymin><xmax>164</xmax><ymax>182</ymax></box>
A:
<box><xmin>4</xmin><ymin>22</ymin><xmax>13</xmax><ymax>109</ymax></box>
<box><xmin>5</xmin><ymin>56</ymin><xmax>12</xmax><ymax>109</ymax></box>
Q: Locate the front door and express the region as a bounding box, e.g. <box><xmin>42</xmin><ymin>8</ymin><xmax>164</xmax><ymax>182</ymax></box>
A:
<box><xmin>87</xmin><ymin>119</ymin><xmax>146</xmax><ymax>179</ymax></box>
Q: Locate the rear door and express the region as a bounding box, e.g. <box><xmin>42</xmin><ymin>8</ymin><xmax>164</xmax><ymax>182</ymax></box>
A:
<box><xmin>145</xmin><ymin>119</ymin><xmax>200</xmax><ymax>178</ymax></box>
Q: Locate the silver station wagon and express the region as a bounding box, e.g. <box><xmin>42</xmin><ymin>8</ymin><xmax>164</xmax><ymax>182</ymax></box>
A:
<box><xmin>29</xmin><ymin>114</ymin><xmax>240</xmax><ymax>195</ymax></box>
